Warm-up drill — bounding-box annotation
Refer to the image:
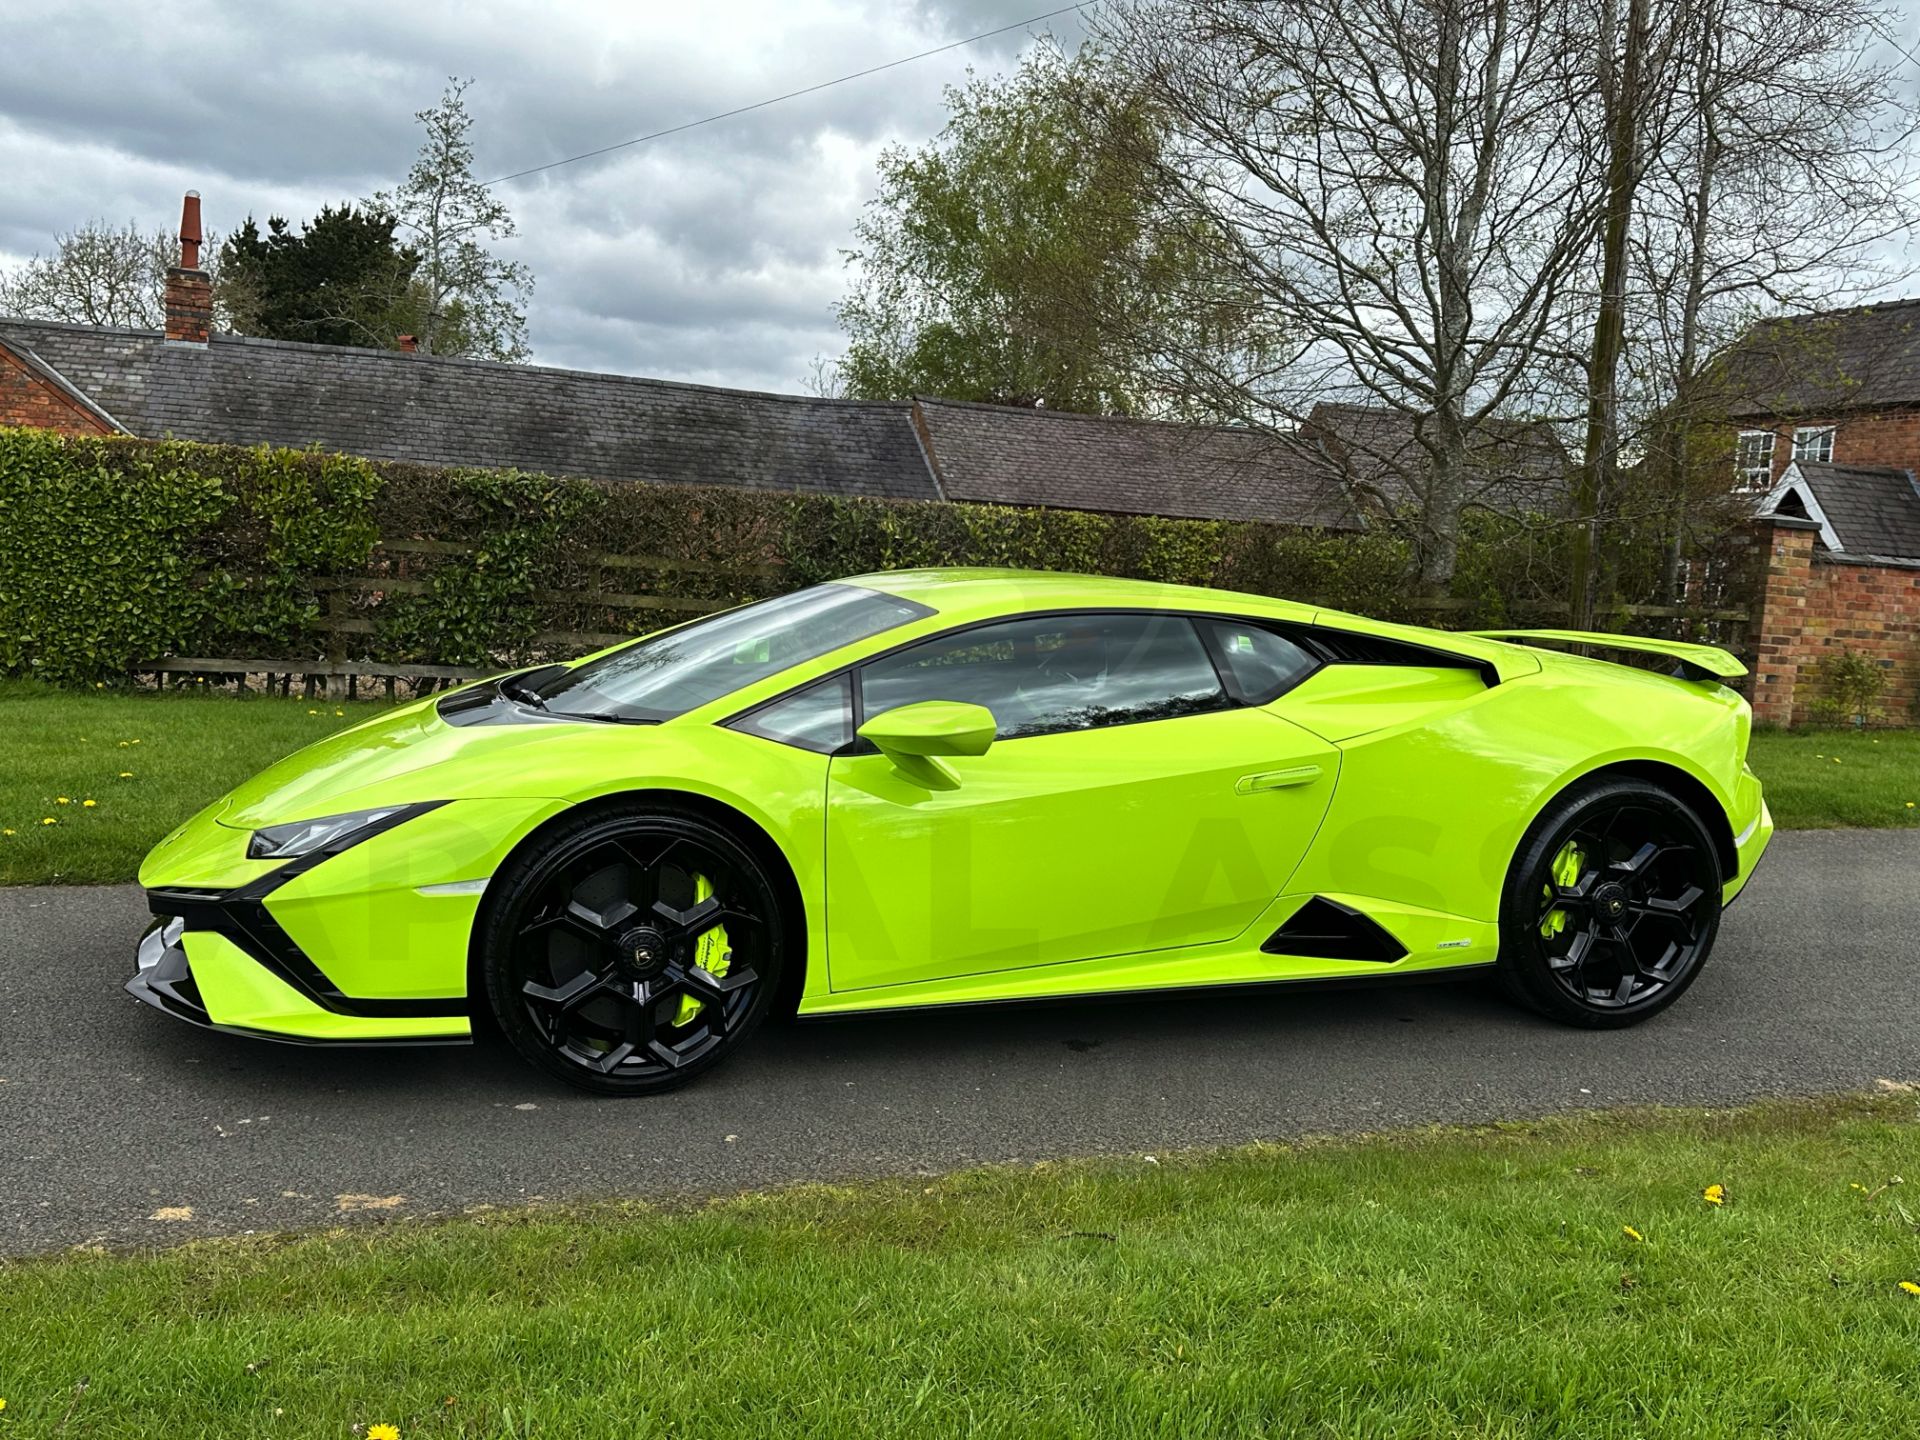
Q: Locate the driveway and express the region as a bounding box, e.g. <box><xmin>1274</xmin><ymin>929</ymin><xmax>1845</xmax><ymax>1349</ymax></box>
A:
<box><xmin>2</xmin><ymin>828</ymin><xmax>1915</xmax><ymax>1255</ymax></box>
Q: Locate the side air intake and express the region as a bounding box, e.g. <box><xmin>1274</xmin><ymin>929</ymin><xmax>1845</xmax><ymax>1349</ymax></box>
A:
<box><xmin>1262</xmin><ymin>897</ymin><xmax>1407</xmax><ymax>963</ymax></box>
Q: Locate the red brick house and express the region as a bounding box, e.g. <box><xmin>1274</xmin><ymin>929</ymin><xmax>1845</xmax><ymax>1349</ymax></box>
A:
<box><xmin>1720</xmin><ymin>299</ymin><xmax>1920</xmax><ymax>724</ymax></box>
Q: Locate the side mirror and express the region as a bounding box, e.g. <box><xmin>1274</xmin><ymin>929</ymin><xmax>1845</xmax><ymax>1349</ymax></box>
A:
<box><xmin>857</xmin><ymin>700</ymin><xmax>995</xmax><ymax>788</ymax></box>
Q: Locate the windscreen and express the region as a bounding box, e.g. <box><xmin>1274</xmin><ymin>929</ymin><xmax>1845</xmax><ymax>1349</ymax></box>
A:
<box><xmin>537</xmin><ymin>583</ymin><xmax>930</xmax><ymax>722</ymax></box>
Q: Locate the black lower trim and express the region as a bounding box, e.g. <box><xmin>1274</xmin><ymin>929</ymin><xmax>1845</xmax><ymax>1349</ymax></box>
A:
<box><xmin>795</xmin><ymin>962</ymin><xmax>1494</xmax><ymax>1023</ymax></box>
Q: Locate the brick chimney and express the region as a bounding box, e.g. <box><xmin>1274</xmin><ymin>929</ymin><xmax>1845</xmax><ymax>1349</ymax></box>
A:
<box><xmin>397</xmin><ymin>334</ymin><xmax>418</xmax><ymax>353</ymax></box>
<box><xmin>163</xmin><ymin>191</ymin><xmax>212</xmax><ymax>345</ymax></box>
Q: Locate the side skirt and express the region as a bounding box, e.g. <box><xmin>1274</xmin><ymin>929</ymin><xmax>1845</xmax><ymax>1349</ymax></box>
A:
<box><xmin>793</xmin><ymin>961</ymin><xmax>1497</xmax><ymax>1024</ymax></box>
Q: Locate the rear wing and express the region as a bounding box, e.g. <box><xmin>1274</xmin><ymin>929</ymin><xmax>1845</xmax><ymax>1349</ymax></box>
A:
<box><xmin>1466</xmin><ymin>629</ymin><xmax>1747</xmax><ymax>683</ymax></box>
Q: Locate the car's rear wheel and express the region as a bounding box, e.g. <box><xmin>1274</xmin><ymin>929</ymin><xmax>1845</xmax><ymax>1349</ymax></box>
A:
<box><xmin>479</xmin><ymin>805</ymin><xmax>786</xmax><ymax>1095</ymax></box>
<box><xmin>1495</xmin><ymin>777</ymin><xmax>1722</xmax><ymax>1028</ymax></box>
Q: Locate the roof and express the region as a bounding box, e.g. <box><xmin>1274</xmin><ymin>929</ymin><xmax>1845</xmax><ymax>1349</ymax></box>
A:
<box><xmin>1718</xmin><ymin>298</ymin><xmax>1920</xmax><ymax>418</ymax></box>
<box><xmin>1303</xmin><ymin>402</ymin><xmax>1568</xmax><ymax>514</ymax></box>
<box><xmin>0</xmin><ymin>330</ymin><xmax>128</xmax><ymax>433</ymax></box>
<box><xmin>912</xmin><ymin>397</ymin><xmax>1359</xmax><ymax>529</ymax></box>
<box><xmin>1760</xmin><ymin>461</ymin><xmax>1920</xmax><ymax>563</ymax></box>
<box><xmin>0</xmin><ymin>318</ymin><xmax>940</xmax><ymax>503</ymax></box>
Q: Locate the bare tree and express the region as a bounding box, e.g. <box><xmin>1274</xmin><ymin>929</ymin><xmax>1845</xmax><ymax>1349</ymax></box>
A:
<box><xmin>1098</xmin><ymin>0</ymin><xmax>1601</xmax><ymax>589</ymax></box>
<box><xmin>371</xmin><ymin>78</ymin><xmax>532</xmax><ymax>362</ymax></box>
<box><xmin>0</xmin><ymin>220</ymin><xmax>221</xmax><ymax>329</ymax></box>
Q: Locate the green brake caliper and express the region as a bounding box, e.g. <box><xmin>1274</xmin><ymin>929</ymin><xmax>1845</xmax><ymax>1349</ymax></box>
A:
<box><xmin>1539</xmin><ymin>841</ymin><xmax>1584</xmax><ymax>938</ymax></box>
<box><xmin>672</xmin><ymin>873</ymin><xmax>730</xmax><ymax>1027</ymax></box>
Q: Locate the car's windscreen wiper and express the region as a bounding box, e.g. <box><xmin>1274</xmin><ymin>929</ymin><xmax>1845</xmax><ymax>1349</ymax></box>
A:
<box><xmin>542</xmin><ymin>707</ymin><xmax>661</xmax><ymax>725</ymax></box>
<box><xmin>500</xmin><ymin>676</ymin><xmax>549</xmax><ymax>709</ymax></box>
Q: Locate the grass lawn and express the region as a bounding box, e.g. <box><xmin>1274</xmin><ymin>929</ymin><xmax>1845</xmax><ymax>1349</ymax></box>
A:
<box><xmin>2</xmin><ymin>1095</ymin><xmax>1918</xmax><ymax>1436</ymax></box>
<box><xmin>0</xmin><ymin>681</ymin><xmax>1912</xmax><ymax>887</ymax></box>
<box><xmin>0</xmin><ymin>680</ymin><xmax>391</xmax><ymax>886</ymax></box>
<box><xmin>1746</xmin><ymin>727</ymin><xmax>1920</xmax><ymax>831</ymax></box>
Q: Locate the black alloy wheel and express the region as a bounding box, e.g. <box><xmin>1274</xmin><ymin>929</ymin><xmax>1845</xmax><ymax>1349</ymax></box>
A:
<box><xmin>481</xmin><ymin>806</ymin><xmax>786</xmax><ymax>1095</ymax></box>
<box><xmin>1496</xmin><ymin>777</ymin><xmax>1723</xmax><ymax>1028</ymax></box>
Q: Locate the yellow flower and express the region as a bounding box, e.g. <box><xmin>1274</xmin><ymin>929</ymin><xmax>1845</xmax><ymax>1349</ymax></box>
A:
<box><xmin>1623</xmin><ymin>1225</ymin><xmax>1644</xmax><ymax>1242</ymax></box>
<box><xmin>334</xmin><ymin>709</ymin><xmax>345</xmax><ymax>716</ymax></box>
<box><xmin>1901</xmin><ymin>1281</ymin><xmax>1920</xmax><ymax>1297</ymax></box>
<box><xmin>1852</xmin><ymin>1182</ymin><xmax>1869</xmax><ymax>1192</ymax></box>
<box><xmin>82</xmin><ymin>799</ymin><xmax>97</xmax><ymax>809</ymax></box>
<box><xmin>41</xmin><ymin>817</ymin><xmax>56</xmax><ymax>826</ymax></box>
<box><xmin>2</xmin><ymin>829</ymin><xmax>14</xmax><ymax>837</ymax></box>
<box><xmin>367</xmin><ymin>1425</ymin><xmax>401</xmax><ymax>1440</ymax></box>
<box><xmin>130</xmin><ymin>738</ymin><xmax>140</xmax><ymax>744</ymax></box>
<box><xmin>117</xmin><ymin>740</ymin><xmax>129</xmax><ymax>747</ymax></box>
<box><xmin>55</xmin><ymin>796</ymin><xmax>70</xmax><ymax>805</ymax></box>
<box><xmin>1703</xmin><ymin>1184</ymin><xmax>1725</xmax><ymax>1206</ymax></box>
<box><xmin>308</xmin><ymin>709</ymin><xmax>319</xmax><ymax>715</ymax></box>
<box><xmin>119</xmin><ymin>772</ymin><xmax>134</xmax><ymax>779</ymax></box>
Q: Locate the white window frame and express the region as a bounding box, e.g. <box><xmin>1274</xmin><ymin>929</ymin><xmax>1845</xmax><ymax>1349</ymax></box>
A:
<box><xmin>1791</xmin><ymin>425</ymin><xmax>1835</xmax><ymax>465</ymax></box>
<box><xmin>1734</xmin><ymin>430</ymin><xmax>1776</xmax><ymax>491</ymax></box>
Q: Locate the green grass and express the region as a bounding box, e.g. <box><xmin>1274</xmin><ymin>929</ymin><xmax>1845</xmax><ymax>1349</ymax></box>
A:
<box><xmin>0</xmin><ymin>681</ymin><xmax>1912</xmax><ymax>887</ymax></box>
<box><xmin>0</xmin><ymin>680</ymin><xmax>391</xmax><ymax>885</ymax></box>
<box><xmin>3</xmin><ymin>1095</ymin><xmax>1920</xmax><ymax>1436</ymax></box>
<box><xmin>1746</xmin><ymin>727</ymin><xmax>1920</xmax><ymax>830</ymax></box>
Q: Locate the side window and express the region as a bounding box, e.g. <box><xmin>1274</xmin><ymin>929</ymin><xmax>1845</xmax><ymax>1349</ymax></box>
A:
<box><xmin>858</xmin><ymin>613</ymin><xmax>1228</xmax><ymax>740</ymax></box>
<box><xmin>1198</xmin><ymin>619</ymin><xmax>1317</xmax><ymax>703</ymax></box>
<box><xmin>728</xmin><ymin>674</ymin><xmax>852</xmax><ymax>754</ymax></box>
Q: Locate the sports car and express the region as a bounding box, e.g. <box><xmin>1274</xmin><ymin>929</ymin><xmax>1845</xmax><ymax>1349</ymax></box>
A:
<box><xmin>131</xmin><ymin>569</ymin><xmax>1772</xmax><ymax>1094</ymax></box>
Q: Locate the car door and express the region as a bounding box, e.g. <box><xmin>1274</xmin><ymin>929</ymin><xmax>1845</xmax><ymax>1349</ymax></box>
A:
<box><xmin>823</xmin><ymin>610</ymin><xmax>1340</xmax><ymax>992</ymax></box>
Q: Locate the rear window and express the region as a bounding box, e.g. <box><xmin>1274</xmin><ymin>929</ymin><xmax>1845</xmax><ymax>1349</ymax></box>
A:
<box><xmin>538</xmin><ymin>583</ymin><xmax>930</xmax><ymax>722</ymax></box>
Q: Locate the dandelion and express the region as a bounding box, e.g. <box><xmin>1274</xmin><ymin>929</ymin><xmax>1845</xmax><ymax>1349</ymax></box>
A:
<box><xmin>130</xmin><ymin>738</ymin><xmax>140</xmax><ymax>744</ymax></box>
<box><xmin>82</xmin><ymin>799</ymin><xmax>97</xmax><ymax>809</ymax></box>
<box><xmin>1623</xmin><ymin>1225</ymin><xmax>1644</xmax><ymax>1242</ymax></box>
<box><xmin>308</xmin><ymin>709</ymin><xmax>319</xmax><ymax>715</ymax></box>
<box><xmin>41</xmin><ymin>817</ymin><xmax>56</xmax><ymax>826</ymax></box>
<box><xmin>334</xmin><ymin>709</ymin><xmax>345</xmax><ymax>716</ymax></box>
<box><xmin>55</xmin><ymin>796</ymin><xmax>70</xmax><ymax>805</ymax></box>
<box><xmin>1852</xmin><ymin>1182</ymin><xmax>1869</xmax><ymax>1192</ymax></box>
<box><xmin>1901</xmin><ymin>1281</ymin><xmax>1920</xmax><ymax>1297</ymax></box>
<box><xmin>1</xmin><ymin>829</ymin><xmax>14</xmax><ymax>837</ymax></box>
<box><xmin>1703</xmin><ymin>1184</ymin><xmax>1725</xmax><ymax>1206</ymax></box>
<box><xmin>367</xmin><ymin>1425</ymin><xmax>401</xmax><ymax>1440</ymax></box>
<box><xmin>119</xmin><ymin>772</ymin><xmax>133</xmax><ymax>779</ymax></box>
<box><xmin>117</xmin><ymin>740</ymin><xmax>129</xmax><ymax>747</ymax></box>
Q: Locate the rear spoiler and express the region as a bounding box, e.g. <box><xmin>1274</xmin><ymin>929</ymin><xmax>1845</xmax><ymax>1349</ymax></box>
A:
<box><xmin>1466</xmin><ymin>629</ymin><xmax>1747</xmax><ymax>683</ymax></box>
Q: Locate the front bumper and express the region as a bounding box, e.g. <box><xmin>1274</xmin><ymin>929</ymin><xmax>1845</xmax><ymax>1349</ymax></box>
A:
<box><xmin>129</xmin><ymin>795</ymin><xmax>562</xmax><ymax>1047</ymax></box>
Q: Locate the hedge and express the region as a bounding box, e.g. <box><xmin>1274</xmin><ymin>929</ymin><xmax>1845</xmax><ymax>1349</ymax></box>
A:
<box><xmin>0</xmin><ymin>428</ymin><xmax>1729</xmax><ymax>686</ymax></box>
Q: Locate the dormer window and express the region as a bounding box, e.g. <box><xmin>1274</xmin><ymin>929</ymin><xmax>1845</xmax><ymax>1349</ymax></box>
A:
<box><xmin>1735</xmin><ymin>431</ymin><xmax>1776</xmax><ymax>491</ymax></box>
<box><xmin>1792</xmin><ymin>426</ymin><xmax>1835</xmax><ymax>464</ymax></box>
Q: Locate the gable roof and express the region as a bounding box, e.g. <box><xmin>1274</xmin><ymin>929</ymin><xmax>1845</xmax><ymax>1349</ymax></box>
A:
<box><xmin>1759</xmin><ymin>461</ymin><xmax>1920</xmax><ymax>563</ymax></box>
<box><xmin>0</xmin><ymin>318</ymin><xmax>941</xmax><ymax>503</ymax></box>
<box><xmin>1718</xmin><ymin>298</ymin><xmax>1920</xmax><ymax>418</ymax></box>
<box><xmin>913</xmin><ymin>397</ymin><xmax>1360</xmax><ymax>529</ymax></box>
<box><xmin>0</xmin><ymin>331</ymin><xmax>128</xmax><ymax>433</ymax></box>
<box><xmin>1303</xmin><ymin>402</ymin><xmax>1568</xmax><ymax>515</ymax></box>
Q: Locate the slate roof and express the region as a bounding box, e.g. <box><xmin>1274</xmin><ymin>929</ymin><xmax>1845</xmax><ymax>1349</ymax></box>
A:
<box><xmin>1767</xmin><ymin>461</ymin><xmax>1920</xmax><ymax>563</ymax></box>
<box><xmin>913</xmin><ymin>397</ymin><xmax>1360</xmax><ymax>529</ymax></box>
<box><xmin>1718</xmin><ymin>298</ymin><xmax>1920</xmax><ymax>418</ymax></box>
<box><xmin>1303</xmin><ymin>402</ymin><xmax>1569</xmax><ymax>515</ymax></box>
<box><xmin>0</xmin><ymin>318</ymin><xmax>941</xmax><ymax>502</ymax></box>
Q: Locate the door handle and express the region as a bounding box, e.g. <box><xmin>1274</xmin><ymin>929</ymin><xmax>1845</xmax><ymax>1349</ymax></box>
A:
<box><xmin>1236</xmin><ymin>765</ymin><xmax>1322</xmax><ymax>794</ymax></box>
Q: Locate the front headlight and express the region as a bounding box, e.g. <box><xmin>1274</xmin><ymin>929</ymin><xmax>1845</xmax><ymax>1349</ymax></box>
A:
<box><xmin>246</xmin><ymin>803</ymin><xmax>440</xmax><ymax>860</ymax></box>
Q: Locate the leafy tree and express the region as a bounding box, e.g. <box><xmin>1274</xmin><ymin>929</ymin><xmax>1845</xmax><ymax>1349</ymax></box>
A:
<box><xmin>218</xmin><ymin>205</ymin><xmax>417</xmax><ymax>348</ymax></box>
<box><xmin>0</xmin><ymin>219</ymin><xmax>221</xmax><ymax>329</ymax></box>
<box><xmin>834</xmin><ymin>42</ymin><xmax>1231</xmax><ymax>414</ymax></box>
<box><xmin>371</xmin><ymin>77</ymin><xmax>532</xmax><ymax>362</ymax></box>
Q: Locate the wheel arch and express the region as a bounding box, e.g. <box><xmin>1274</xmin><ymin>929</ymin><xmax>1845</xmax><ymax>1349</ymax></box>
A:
<box><xmin>467</xmin><ymin>787</ymin><xmax>811</xmax><ymax>1017</ymax></box>
<box><xmin>1555</xmin><ymin>758</ymin><xmax>1738</xmax><ymax>883</ymax></box>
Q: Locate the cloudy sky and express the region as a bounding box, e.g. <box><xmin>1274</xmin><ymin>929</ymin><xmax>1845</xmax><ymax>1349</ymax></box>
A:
<box><xmin>0</xmin><ymin>0</ymin><xmax>1088</xmax><ymax>393</ymax></box>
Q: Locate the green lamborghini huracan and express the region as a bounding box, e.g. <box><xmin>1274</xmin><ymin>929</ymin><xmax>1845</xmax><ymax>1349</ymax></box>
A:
<box><xmin>131</xmin><ymin>570</ymin><xmax>1771</xmax><ymax>1094</ymax></box>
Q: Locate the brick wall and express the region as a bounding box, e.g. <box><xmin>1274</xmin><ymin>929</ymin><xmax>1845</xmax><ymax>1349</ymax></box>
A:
<box><xmin>0</xmin><ymin>343</ymin><xmax>113</xmax><ymax>436</ymax></box>
<box><xmin>1742</xmin><ymin>407</ymin><xmax>1920</xmax><ymax>486</ymax></box>
<box><xmin>1748</xmin><ymin>514</ymin><xmax>1920</xmax><ymax>725</ymax></box>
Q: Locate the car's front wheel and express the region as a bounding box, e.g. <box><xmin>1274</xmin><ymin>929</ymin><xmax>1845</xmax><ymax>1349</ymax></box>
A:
<box><xmin>479</xmin><ymin>804</ymin><xmax>787</xmax><ymax>1095</ymax></box>
<box><xmin>1495</xmin><ymin>777</ymin><xmax>1723</xmax><ymax>1028</ymax></box>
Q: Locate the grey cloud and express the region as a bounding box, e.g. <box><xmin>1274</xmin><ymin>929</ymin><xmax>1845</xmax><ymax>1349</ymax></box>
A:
<box><xmin>0</xmin><ymin>0</ymin><xmax>1084</xmax><ymax>392</ymax></box>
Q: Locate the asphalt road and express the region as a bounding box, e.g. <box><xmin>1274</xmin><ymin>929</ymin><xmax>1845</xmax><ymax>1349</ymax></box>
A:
<box><xmin>2</xmin><ymin>828</ymin><xmax>1916</xmax><ymax>1256</ymax></box>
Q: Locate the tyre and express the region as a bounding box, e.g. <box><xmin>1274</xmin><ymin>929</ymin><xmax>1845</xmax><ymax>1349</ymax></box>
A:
<box><xmin>1495</xmin><ymin>777</ymin><xmax>1722</xmax><ymax>1028</ymax></box>
<box><xmin>479</xmin><ymin>804</ymin><xmax>788</xmax><ymax>1095</ymax></box>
